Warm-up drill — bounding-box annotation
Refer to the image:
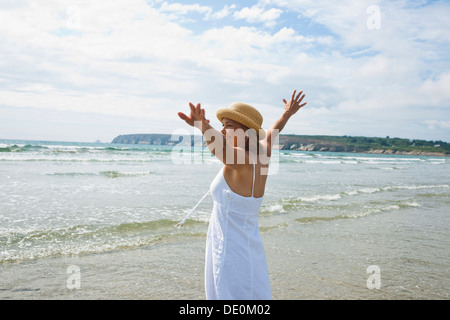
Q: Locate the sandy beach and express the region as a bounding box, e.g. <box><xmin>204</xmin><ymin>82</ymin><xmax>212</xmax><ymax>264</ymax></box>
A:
<box><xmin>1</xmin><ymin>140</ymin><xmax>449</xmax><ymax>300</ymax></box>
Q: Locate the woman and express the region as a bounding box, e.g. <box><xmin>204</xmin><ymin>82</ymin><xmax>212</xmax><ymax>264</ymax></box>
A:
<box><xmin>178</xmin><ymin>89</ymin><xmax>306</xmax><ymax>300</ymax></box>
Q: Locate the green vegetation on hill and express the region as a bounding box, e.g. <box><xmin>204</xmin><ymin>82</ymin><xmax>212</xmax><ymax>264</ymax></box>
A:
<box><xmin>278</xmin><ymin>135</ymin><xmax>450</xmax><ymax>155</ymax></box>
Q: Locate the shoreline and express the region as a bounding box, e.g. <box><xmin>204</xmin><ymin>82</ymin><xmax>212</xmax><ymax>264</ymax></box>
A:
<box><xmin>2</xmin><ymin>137</ymin><xmax>449</xmax><ymax>157</ymax></box>
<box><xmin>365</xmin><ymin>149</ymin><xmax>450</xmax><ymax>157</ymax></box>
<box><xmin>1</xmin><ymin>221</ymin><xmax>448</xmax><ymax>300</ymax></box>
<box><xmin>274</xmin><ymin>145</ymin><xmax>450</xmax><ymax>157</ymax></box>
<box><xmin>109</xmin><ymin>134</ymin><xmax>450</xmax><ymax>157</ymax></box>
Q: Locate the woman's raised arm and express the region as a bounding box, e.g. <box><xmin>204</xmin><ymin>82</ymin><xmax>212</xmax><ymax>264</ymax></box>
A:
<box><xmin>178</xmin><ymin>103</ymin><xmax>244</xmax><ymax>167</ymax></box>
<box><xmin>262</xmin><ymin>90</ymin><xmax>307</xmax><ymax>156</ymax></box>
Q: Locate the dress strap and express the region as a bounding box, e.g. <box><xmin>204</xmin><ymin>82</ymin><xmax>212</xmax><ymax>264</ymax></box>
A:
<box><xmin>174</xmin><ymin>190</ymin><xmax>210</xmax><ymax>229</ymax></box>
<box><xmin>251</xmin><ymin>162</ymin><xmax>255</xmax><ymax>197</ymax></box>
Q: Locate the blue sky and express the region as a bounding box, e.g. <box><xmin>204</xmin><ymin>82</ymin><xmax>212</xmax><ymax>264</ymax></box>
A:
<box><xmin>0</xmin><ymin>0</ymin><xmax>449</xmax><ymax>142</ymax></box>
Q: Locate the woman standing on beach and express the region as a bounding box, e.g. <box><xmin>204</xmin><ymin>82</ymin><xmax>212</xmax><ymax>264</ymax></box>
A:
<box><xmin>178</xmin><ymin>90</ymin><xmax>306</xmax><ymax>300</ymax></box>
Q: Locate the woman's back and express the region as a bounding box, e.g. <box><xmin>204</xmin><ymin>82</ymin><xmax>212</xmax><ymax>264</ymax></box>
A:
<box><xmin>222</xmin><ymin>161</ymin><xmax>268</xmax><ymax>198</ymax></box>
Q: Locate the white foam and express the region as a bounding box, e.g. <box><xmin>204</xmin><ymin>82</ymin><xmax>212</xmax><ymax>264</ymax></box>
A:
<box><xmin>264</xmin><ymin>204</ymin><xmax>285</xmax><ymax>213</ymax></box>
<box><xmin>384</xmin><ymin>184</ymin><xmax>449</xmax><ymax>191</ymax></box>
<box><xmin>344</xmin><ymin>187</ymin><xmax>381</xmax><ymax>196</ymax></box>
<box><xmin>297</xmin><ymin>194</ymin><xmax>341</xmax><ymax>202</ymax></box>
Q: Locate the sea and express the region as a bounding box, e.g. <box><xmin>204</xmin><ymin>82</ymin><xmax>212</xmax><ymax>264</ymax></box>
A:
<box><xmin>0</xmin><ymin>139</ymin><xmax>449</xmax><ymax>300</ymax></box>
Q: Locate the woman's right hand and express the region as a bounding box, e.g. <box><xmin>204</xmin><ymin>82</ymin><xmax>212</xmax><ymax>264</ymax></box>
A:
<box><xmin>178</xmin><ymin>103</ymin><xmax>210</xmax><ymax>131</ymax></box>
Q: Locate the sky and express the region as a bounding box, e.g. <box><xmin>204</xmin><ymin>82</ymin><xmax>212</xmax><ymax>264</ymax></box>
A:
<box><xmin>0</xmin><ymin>0</ymin><xmax>449</xmax><ymax>143</ymax></box>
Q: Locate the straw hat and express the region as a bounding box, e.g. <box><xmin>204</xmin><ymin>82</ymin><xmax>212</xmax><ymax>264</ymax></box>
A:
<box><xmin>216</xmin><ymin>102</ymin><xmax>266</xmax><ymax>139</ymax></box>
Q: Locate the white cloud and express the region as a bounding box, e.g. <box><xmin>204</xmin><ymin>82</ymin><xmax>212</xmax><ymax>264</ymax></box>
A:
<box><xmin>0</xmin><ymin>0</ymin><xmax>449</xmax><ymax>142</ymax></box>
<box><xmin>201</xmin><ymin>26</ymin><xmax>309</xmax><ymax>58</ymax></box>
<box><xmin>159</xmin><ymin>1</ymin><xmax>212</xmax><ymax>15</ymax></box>
<box><xmin>233</xmin><ymin>5</ymin><xmax>283</xmax><ymax>27</ymax></box>
<box><xmin>210</xmin><ymin>4</ymin><xmax>236</xmax><ymax>19</ymax></box>
<box><xmin>424</xmin><ymin>120</ymin><xmax>450</xmax><ymax>131</ymax></box>
<box><xmin>420</xmin><ymin>72</ymin><xmax>450</xmax><ymax>107</ymax></box>
<box><xmin>158</xmin><ymin>1</ymin><xmax>212</xmax><ymax>22</ymax></box>
<box><xmin>155</xmin><ymin>2</ymin><xmax>238</xmax><ymax>21</ymax></box>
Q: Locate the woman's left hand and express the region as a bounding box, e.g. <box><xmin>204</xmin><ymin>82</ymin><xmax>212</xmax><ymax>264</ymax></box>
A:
<box><xmin>282</xmin><ymin>90</ymin><xmax>307</xmax><ymax>117</ymax></box>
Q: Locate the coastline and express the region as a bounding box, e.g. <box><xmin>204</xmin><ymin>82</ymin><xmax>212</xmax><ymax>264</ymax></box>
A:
<box><xmin>2</xmin><ymin>214</ymin><xmax>448</xmax><ymax>300</ymax></box>
<box><xmin>273</xmin><ymin>145</ymin><xmax>449</xmax><ymax>157</ymax></box>
<box><xmin>109</xmin><ymin>134</ymin><xmax>450</xmax><ymax>157</ymax></box>
<box><xmin>365</xmin><ymin>149</ymin><xmax>450</xmax><ymax>157</ymax></box>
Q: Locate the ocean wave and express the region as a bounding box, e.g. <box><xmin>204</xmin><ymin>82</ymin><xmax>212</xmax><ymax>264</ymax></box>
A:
<box><xmin>261</xmin><ymin>183</ymin><xmax>447</xmax><ymax>216</ymax></box>
<box><xmin>321</xmin><ymin>184</ymin><xmax>447</xmax><ymax>200</ymax></box>
<box><xmin>47</xmin><ymin>172</ymin><xmax>99</xmax><ymax>177</ymax></box>
<box><xmin>0</xmin><ymin>157</ymin><xmax>159</xmax><ymax>162</ymax></box>
<box><xmin>1</xmin><ymin>143</ymin><xmax>448</xmax><ymax>165</ymax></box>
<box><xmin>295</xmin><ymin>201</ymin><xmax>422</xmax><ymax>224</ymax></box>
<box><xmin>384</xmin><ymin>184</ymin><xmax>449</xmax><ymax>190</ymax></box>
<box><xmin>99</xmin><ymin>170</ymin><xmax>154</xmax><ymax>178</ymax></box>
<box><xmin>46</xmin><ymin>170</ymin><xmax>155</xmax><ymax>178</ymax></box>
<box><xmin>0</xmin><ymin>142</ymin><xmax>174</xmax><ymax>163</ymax></box>
<box><xmin>278</xmin><ymin>152</ymin><xmax>448</xmax><ymax>165</ymax></box>
<box><xmin>0</xmin><ymin>142</ymin><xmax>173</xmax><ymax>153</ymax></box>
<box><xmin>0</xmin><ymin>219</ymin><xmax>207</xmax><ymax>264</ymax></box>
<box><xmin>293</xmin><ymin>193</ymin><xmax>342</xmax><ymax>203</ymax></box>
<box><xmin>260</xmin><ymin>203</ymin><xmax>286</xmax><ymax>214</ymax></box>
<box><xmin>0</xmin><ymin>144</ymin><xmax>49</xmax><ymax>153</ymax></box>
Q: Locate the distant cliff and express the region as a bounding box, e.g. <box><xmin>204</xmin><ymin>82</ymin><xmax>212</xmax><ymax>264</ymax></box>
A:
<box><xmin>112</xmin><ymin>134</ymin><xmax>177</xmax><ymax>145</ymax></box>
<box><xmin>112</xmin><ymin>133</ymin><xmax>204</xmax><ymax>146</ymax></box>
<box><xmin>111</xmin><ymin>134</ymin><xmax>449</xmax><ymax>156</ymax></box>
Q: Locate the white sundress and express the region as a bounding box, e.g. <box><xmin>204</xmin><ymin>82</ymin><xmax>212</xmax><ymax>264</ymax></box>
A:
<box><xmin>204</xmin><ymin>164</ymin><xmax>272</xmax><ymax>300</ymax></box>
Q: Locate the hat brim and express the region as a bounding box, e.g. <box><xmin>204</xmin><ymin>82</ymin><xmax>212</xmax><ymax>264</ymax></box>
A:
<box><xmin>216</xmin><ymin>108</ymin><xmax>266</xmax><ymax>139</ymax></box>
